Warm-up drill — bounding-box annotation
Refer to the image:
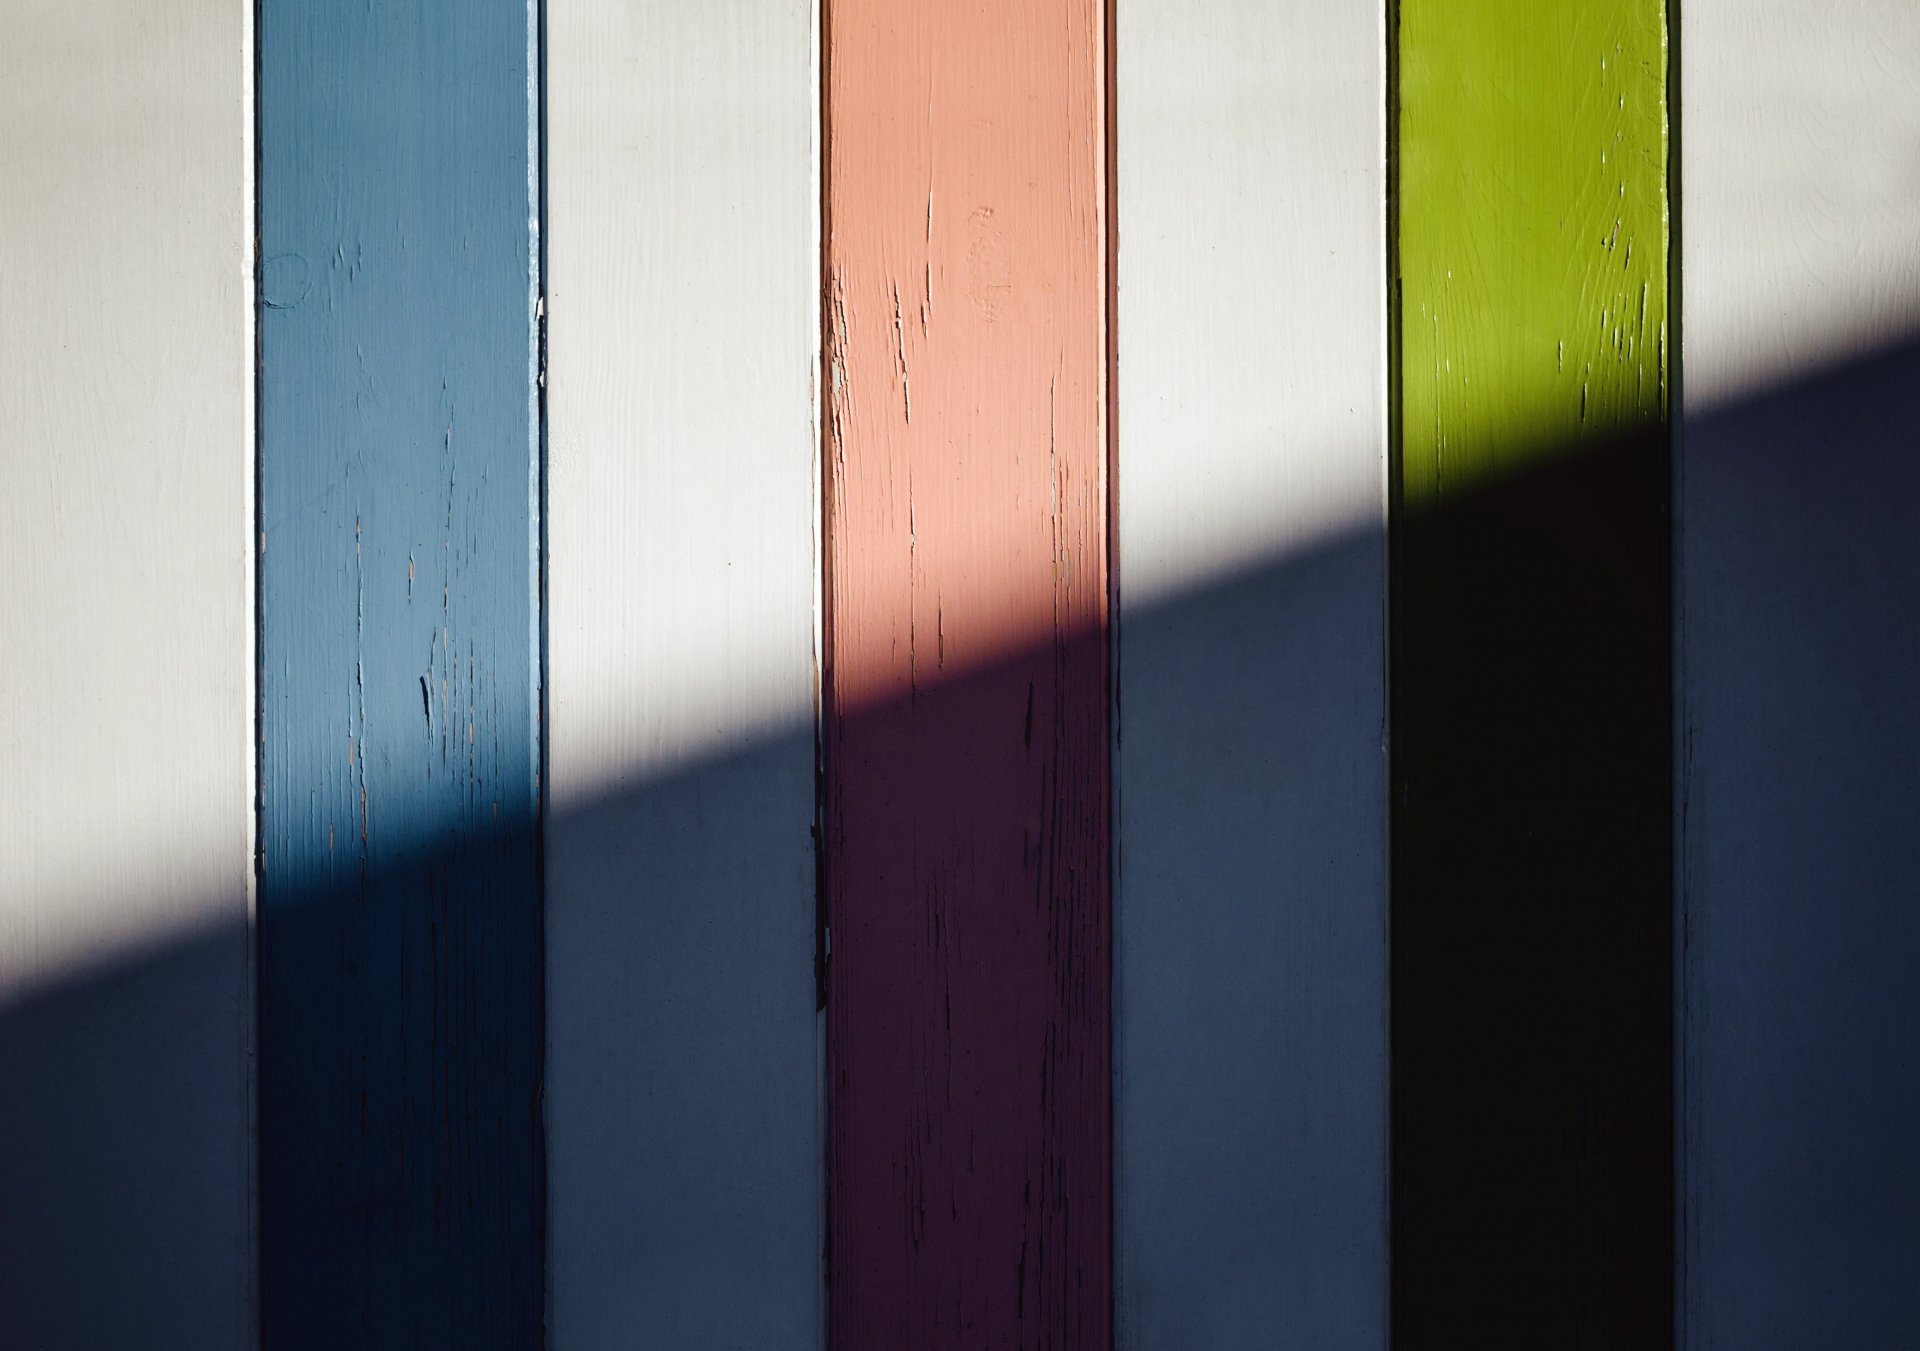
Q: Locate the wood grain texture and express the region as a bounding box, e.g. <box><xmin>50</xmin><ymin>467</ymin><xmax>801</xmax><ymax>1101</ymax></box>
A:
<box><xmin>256</xmin><ymin>3</ymin><xmax>541</xmax><ymax>1346</ymax></box>
<box><xmin>545</xmin><ymin>0</ymin><xmax>821</xmax><ymax>1344</ymax></box>
<box><xmin>1393</xmin><ymin>2</ymin><xmax>1673</xmax><ymax>1345</ymax></box>
<box><xmin>822</xmin><ymin>0</ymin><xmax>1111</xmax><ymax>1344</ymax></box>
<box><xmin>1399</xmin><ymin>2</ymin><xmax>1669</xmax><ymax>499</ymax></box>
<box><xmin>1678</xmin><ymin>4</ymin><xmax>1920</xmax><ymax>1345</ymax></box>
<box><xmin>0</xmin><ymin>2</ymin><xmax>254</xmax><ymax>1345</ymax></box>
<box><xmin>1112</xmin><ymin>0</ymin><xmax>1387</xmax><ymax>1346</ymax></box>
<box><xmin>1680</xmin><ymin>2</ymin><xmax>1920</xmax><ymax>408</ymax></box>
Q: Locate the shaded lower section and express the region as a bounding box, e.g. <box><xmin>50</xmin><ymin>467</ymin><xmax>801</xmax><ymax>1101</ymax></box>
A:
<box><xmin>1680</xmin><ymin>339</ymin><xmax>1920</xmax><ymax>1349</ymax></box>
<box><xmin>825</xmin><ymin>631</ymin><xmax>1112</xmax><ymax>1351</ymax></box>
<box><xmin>545</xmin><ymin>734</ymin><xmax>821</xmax><ymax>1351</ymax></box>
<box><xmin>0</xmin><ymin>922</ymin><xmax>253</xmax><ymax>1350</ymax></box>
<box><xmin>1115</xmin><ymin>532</ymin><xmax>1388</xmax><ymax>1351</ymax></box>
<box><xmin>1391</xmin><ymin>431</ymin><xmax>1674</xmax><ymax>1349</ymax></box>
<box><xmin>259</xmin><ymin>828</ymin><xmax>542</xmax><ymax>1351</ymax></box>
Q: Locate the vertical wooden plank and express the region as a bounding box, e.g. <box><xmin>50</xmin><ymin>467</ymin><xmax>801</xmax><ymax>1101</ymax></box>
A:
<box><xmin>1679</xmin><ymin>4</ymin><xmax>1920</xmax><ymax>1345</ymax></box>
<box><xmin>1393</xmin><ymin>2</ymin><xmax>1673</xmax><ymax>1346</ymax></box>
<box><xmin>256</xmin><ymin>2</ymin><xmax>541</xmax><ymax>1346</ymax></box>
<box><xmin>1112</xmin><ymin>0</ymin><xmax>1387</xmax><ymax>1346</ymax></box>
<box><xmin>545</xmin><ymin>0</ymin><xmax>821</xmax><ymax>1345</ymax></box>
<box><xmin>0</xmin><ymin>3</ymin><xmax>255</xmax><ymax>1346</ymax></box>
<box><xmin>821</xmin><ymin>0</ymin><xmax>1111</xmax><ymax>1344</ymax></box>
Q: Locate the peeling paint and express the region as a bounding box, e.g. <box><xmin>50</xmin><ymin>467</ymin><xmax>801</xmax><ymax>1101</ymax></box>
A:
<box><xmin>256</xmin><ymin>0</ymin><xmax>541</xmax><ymax>1343</ymax></box>
<box><xmin>1393</xmin><ymin>1</ymin><xmax>1674</xmax><ymax>1343</ymax></box>
<box><xmin>822</xmin><ymin>0</ymin><xmax>1110</xmax><ymax>1345</ymax></box>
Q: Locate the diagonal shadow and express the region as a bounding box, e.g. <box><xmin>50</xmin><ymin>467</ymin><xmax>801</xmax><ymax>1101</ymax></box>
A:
<box><xmin>1</xmin><ymin>333</ymin><xmax>1915</xmax><ymax>1349</ymax></box>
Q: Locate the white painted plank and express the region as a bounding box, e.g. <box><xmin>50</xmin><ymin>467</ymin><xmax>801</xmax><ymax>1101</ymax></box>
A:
<box><xmin>0</xmin><ymin>1</ymin><xmax>255</xmax><ymax>1346</ymax></box>
<box><xmin>544</xmin><ymin>1</ymin><xmax>821</xmax><ymax>1345</ymax></box>
<box><xmin>1679</xmin><ymin>4</ymin><xmax>1920</xmax><ymax>1346</ymax></box>
<box><xmin>1112</xmin><ymin>2</ymin><xmax>1388</xmax><ymax>1345</ymax></box>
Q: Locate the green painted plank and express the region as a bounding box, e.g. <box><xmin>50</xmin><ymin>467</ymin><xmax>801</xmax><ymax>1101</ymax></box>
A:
<box><xmin>1399</xmin><ymin>1</ymin><xmax>1668</xmax><ymax>500</ymax></box>
<box><xmin>1391</xmin><ymin>3</ymin><xmax>1675</xmax><ymax>1346</ymax></box>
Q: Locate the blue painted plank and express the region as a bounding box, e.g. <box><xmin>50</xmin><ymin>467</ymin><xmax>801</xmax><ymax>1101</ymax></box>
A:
<box><xmin>256</xmin><ymin>3</ymin><xmax>541</xmax><ymax>1346</ymax></box>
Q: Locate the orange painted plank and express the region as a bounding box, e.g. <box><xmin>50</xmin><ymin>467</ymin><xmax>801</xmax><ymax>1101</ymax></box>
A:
<box><xmin>821</xmin><ymin>0</ymin><xmax>1112</xmax><ymax>1344</ymax></box>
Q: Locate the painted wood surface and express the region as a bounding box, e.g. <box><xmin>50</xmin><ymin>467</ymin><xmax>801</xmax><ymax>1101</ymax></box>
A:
<box><xmin>821</xmin><ymin>0</ymin><xmax>1111</xmax><ymax>1343</ymax></box>
<box><xmin>544</xmin><ymin>0</ymin><xmax>821</xmax><ymax>1345</ymax></box>
<box><xmin>256</xmin><ymin>3</ymin><xmax>541</xmax><ymax>1346</ymax></box>
<box><xmin>1678</xmin><ymin>4</ymin><xmax>1920</xmax><ymax>1345</ymax></box>
<box><xmin>0</xmin><ymin>2</ymin><xmax>255</xmax><ymax>1345</ymax></box>
<box><xmin>1111</xmin><ymin>0</ymin><xmax>1388</xmax><ymax>1346</ymax></box>
<box><xmin>1393</xmin><ymin>3</ymin><xmax>1673</xmax><ymax>1345</ymax></box>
